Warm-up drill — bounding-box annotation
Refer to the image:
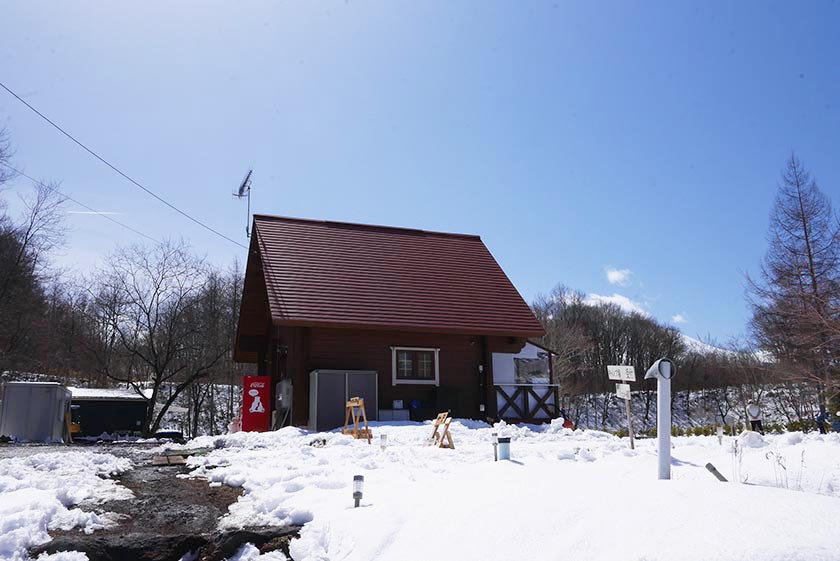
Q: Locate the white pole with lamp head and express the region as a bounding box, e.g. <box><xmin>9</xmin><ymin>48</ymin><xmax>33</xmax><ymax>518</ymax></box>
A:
<box><xmin>353</xmin><ymin>475</ymin><xmax>364</xmax><ymax>507</ymax></box>
<box><xmin>645</xmin><ymin>358</ymin><xmax>675</xmax><ymax>480</ymax></box>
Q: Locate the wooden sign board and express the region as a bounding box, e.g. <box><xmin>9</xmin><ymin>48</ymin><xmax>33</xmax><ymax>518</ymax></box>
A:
<box><xmin>616</xmin><ymin>383</ymin><xmax>631</xmax><ymax>400</ymax></box>
<box><xmin>607</xmin><ymin>365</ymin><xmax>636</xmax><ymax>382</ymax></box>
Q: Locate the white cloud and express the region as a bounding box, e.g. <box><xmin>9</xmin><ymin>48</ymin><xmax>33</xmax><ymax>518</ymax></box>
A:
<box><xmin>671</xmin><ymin>314</ymin><xmax>688</xmax><ymax>324</ymax></box>
<box><xmin>585</xmin><ymin>293</ymin><xmax>648</xmax><ymax>316</ymax></box>
<box><xmin>605</xmin><ymin>267</ymin><xmax>632</xmax><ymax>286</ymax></box>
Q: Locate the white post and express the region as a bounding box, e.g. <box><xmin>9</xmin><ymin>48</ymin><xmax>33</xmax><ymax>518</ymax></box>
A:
<box><xmin>625</xmin><ymin>396</ymin><xmax>635</xmax><ymax>450</ymax></box>
<box><xmin>645</xmin><ymin>358</ymin><xmax>674</xmax><ymax>481</ymax></box>
<box><xmin>657</xmin><ymin>363</ymin><xmax>671</xmax><ymax>480</ymax></box>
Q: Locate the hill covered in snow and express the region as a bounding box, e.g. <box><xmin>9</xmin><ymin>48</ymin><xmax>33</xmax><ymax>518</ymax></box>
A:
<box><xmin>680</xmin><ymin>333</ymin><xmax>734</xmax><ymax>355</ymax></box>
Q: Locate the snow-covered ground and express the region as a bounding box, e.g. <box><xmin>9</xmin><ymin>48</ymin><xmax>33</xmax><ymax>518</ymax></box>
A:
<box><xmin>2</xmin><ymin>422</ymin><xmax>838</xmax><ymax>561</ymax></box>
<box><xmin>0</xmin><ymin>450</ymin><xmax>132</xmax><ymax>561</ymax></box>
<box><xmin>181</xmin><ymin>420</ymin><xmax>840</xmax><ymax>561</ymax></box>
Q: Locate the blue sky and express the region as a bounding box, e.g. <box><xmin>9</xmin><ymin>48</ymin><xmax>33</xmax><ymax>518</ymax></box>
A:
<box><xmin>1</xmin><ymin>1</ymin><xmax>838</xmax><ymax>344</ymax></box>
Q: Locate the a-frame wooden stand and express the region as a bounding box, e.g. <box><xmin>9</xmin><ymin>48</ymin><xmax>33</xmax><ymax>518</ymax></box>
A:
<box><xmin>428</xmin><ymin>412</ymin><xmax>455</xmax><ymax>449</ymax></box>
<box><xmin>342</xmin><ymin>397</ymin><xmax>372</xmax><ymax>444</ymax></box>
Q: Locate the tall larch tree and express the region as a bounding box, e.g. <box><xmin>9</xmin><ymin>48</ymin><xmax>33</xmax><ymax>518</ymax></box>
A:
<box><xmin>748</xmin><ymin>154</ymin><xmax>840</xmax><ymax>410</ymax></box>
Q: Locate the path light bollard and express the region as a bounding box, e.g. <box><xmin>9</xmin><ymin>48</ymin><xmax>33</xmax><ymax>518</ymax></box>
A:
<box><xmin>492</xmin><ymin>431</ymin><xmax>498</xmax><ymax>461</ymax></box>
<box><xmin>497</xmin><ymin>437</ymin><xmax>511</xmax><ymax>461</ymax></box>
<box><xmin>644</xmin><ymin>358</ymin><xmax>675</xmax><ymax>480</ymax></box>
<box><xmin>353</xmin><ymin>475</ymin><xmax>364</xmax><ymax>507</ymax></box>
<box><xmin>380</xmin><ymin>434</ymin><xmax>388</xmax><ymax>451</ymax></box>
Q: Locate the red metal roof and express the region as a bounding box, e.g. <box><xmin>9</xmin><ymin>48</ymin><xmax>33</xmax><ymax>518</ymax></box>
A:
<box><xmin>249</xmin><ymin>215</ymin><xmax>545</xmax><ymax>337</ymax></box>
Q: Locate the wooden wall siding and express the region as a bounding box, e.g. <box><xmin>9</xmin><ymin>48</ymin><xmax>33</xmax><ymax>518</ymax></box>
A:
<box><xmin>234</xmin><ymin>243</ymin><xmax>273</xmax><ymax>363</ymax></box>
<box><xmin>264</xmin><ymin>326</ymin><xmax>531</xmax><ymax>426</ymax></box>
<box><xmin>295</xmin><ymin>327</ymin><xmax>483</xmax><ymax>422</ymax></box>
<box><xmin>481</xmin><ymin>336</ymin><xmax>495</xmax><ymax>419</ymax></box>
<box><xmin>272</xmin><ymin>326</ymin><xmax>306</xmax><ymax>426</ymax></box>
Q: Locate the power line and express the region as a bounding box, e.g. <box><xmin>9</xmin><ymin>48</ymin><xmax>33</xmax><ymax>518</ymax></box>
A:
<box><xmin>1</xmin><ymin>161</ymin><xmax>162</xmax><ymax>245</ymax></box>
<box><xmin>0</xmin><ymin>80</ymin><xmax>248</xmax><ymax>250</ymax></box>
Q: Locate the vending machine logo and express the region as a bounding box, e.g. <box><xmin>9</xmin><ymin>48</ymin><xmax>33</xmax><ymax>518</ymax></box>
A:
<box><xmin>248</xmin><ymin>388</ymin><xmax>265</xmax><ymax>413</ymax></box>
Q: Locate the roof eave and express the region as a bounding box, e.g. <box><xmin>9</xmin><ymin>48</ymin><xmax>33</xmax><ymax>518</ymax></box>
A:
<box><xmin>270</xmin><ymin>316</ymin><xmax>545</xmax><ymax>339</ymax></box>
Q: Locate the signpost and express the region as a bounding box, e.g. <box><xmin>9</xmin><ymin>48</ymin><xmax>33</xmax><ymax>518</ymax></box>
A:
<box><xmin>607</xmin><ymin>365</ymin><xmax>635</xmax><ymax>450</ymax></box>
<box><xmin>645</xmin><ymin>358</ymin><xmax>675</xmax><ymax>480</ymax></box>
<box><xmin>607</xmin><ymin>365</ymin><xmax>636</xmax><ymax>382</ymax></box>
<box><xmin>615</xmin><ymin>383</ymin><xmax>631</xmax><ymax>400</ymax></box>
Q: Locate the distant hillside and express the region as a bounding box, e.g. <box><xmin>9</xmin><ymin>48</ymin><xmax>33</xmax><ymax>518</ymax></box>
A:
<box><xmin>680</xmin><ymin>334</ymin><xmax>733</xmax><ymax>356</ymax></box>
<box><xmin>679</xmin><ymin>333</ymin><xmax>775</xmax><ymax>363</ymax></box>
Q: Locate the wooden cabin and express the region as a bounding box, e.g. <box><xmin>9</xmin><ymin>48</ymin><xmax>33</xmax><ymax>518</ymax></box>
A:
<box><xmin>234</xmin><ymin>215</ymin><xmax>554</xmax><ymax>428</ymax></box>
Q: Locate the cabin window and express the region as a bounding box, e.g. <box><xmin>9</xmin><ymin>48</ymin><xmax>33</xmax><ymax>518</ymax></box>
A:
<box><xmin>514</xmin><ymin>352</ymin><xmax>551</xmax><ymax>384</ymax></box>
<box><xmin>391</xmin><ymin>347</ymin><xmax>440</xmax><ymax>385</ymax></box>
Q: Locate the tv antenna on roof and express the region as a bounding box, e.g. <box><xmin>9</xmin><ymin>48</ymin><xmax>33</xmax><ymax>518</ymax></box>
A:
<box><xmin>234</xmin><ymin>169</ymin><xmax>253</xmax><ymax>238</ymax></box>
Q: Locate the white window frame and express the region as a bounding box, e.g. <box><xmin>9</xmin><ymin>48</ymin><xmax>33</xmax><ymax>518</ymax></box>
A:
<box><xmin>391</xmin><ymin>346</ymin><xmax>440</xmax><ymax>386</ymax></box>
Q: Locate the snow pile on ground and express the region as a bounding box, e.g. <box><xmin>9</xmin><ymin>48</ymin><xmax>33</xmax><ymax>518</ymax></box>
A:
<box><xmin>0</xmin><ymin>451</ymin><xmax>132</xmax><ymax>561</ymax></box>
<box><xmin>738</xmin><ymin>430</ymin><xmax>768</xmax><ymax>448</ymax></box>
<box><xmin>31</xmin><ymin>553</ymin><xmax>89</xmax><ymax>561</ymax></box>
<box><xmin>227</xmin><ymin>543</ymin><xmax>288</xmax><ymax>561</ymax></box>
<box><xmin>179</xmin><ymin>421</ymin><xmax>840</xmax><ymax>561</ymax></box>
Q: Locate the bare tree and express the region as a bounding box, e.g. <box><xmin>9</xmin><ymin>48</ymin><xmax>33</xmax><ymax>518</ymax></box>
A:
<box><xmin>747</xmin><ymin>154</ymin><xmax>840</xmax><ymax>409</ymax></box>
<box><xmin>532</xmin><ymin>283</ymin><xmax>686</xmax><ymax>428</ymax></box>
<box><xmin>179</xmin><ymin>266</ymin><xmax>242</xmax><ymax>436</ymax></box>
<box><xmin>0</xmin><ymin>180</ymin><xmax>66</xmax><ymax>371</ymax></box>
<box><xmin>86</xmin><ymin>241</ymin><xmax>230</xmax><ymax>435</ymax></box>
<box><xmin>531</xmin><ymin>285</ymin><xmax>591</xmax><ymax>385</ymax></box>
<box><xmin>0</xmin><ymin>127</ymin><xmax>15</xmax><ymax>187</ymax></box>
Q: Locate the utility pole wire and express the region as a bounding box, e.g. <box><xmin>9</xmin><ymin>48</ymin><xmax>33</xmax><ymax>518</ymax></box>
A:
<box><xmin>0</xmin><ymin>80</ymin><xmax>247</xmax><ymax>249</ymax></box>
<box><xmin>1</xmin><ymin>161</ymin><xmax>162</xmax><ymax>245</ymax></box>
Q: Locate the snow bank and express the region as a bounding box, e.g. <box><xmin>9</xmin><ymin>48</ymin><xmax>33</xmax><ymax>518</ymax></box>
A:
<box><xmin>34</xmin><ymin>553</ymin><xmax>89</xmax><ymax>561</ymax></box>
<box><xmin>784</xmin><ymin>431</ymin><xmax>805</xmax><ymax>445</ymax></box>
<box><xmin>0</xmin><ymin>451</ymin><xmax>131</xmax><ymax>561</ymax></box>
<box><xmin>227</xmin><ymin>543</ymin><xmax>288</xmax><ymax>561</ymax></box>
<box><xmin>182</xmin><ymin>421</ymin><xmax>840</xmax><ymax>561</ymax></box>
<box><xmin>738</xmin><ymin>430</ymin><xmax>768</xmax><ymax>448</ymax></box>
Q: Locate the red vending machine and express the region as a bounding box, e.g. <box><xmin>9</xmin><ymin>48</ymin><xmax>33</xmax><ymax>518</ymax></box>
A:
<box><xmin>241</xmin><ymin>376</ymin><xmax>271</xmax><ymax>432</ymax></box>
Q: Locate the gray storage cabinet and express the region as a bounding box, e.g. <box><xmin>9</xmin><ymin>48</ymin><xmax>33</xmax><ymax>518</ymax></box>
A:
<box><xmin>0</xmin><ymin>382</ymin><xmax>72</xmax><ymax>442</ymax></box>
<box><xmin>308</xmin><ymin>370</ymin><xmax>378</xmax><ymax>431</ymax></box>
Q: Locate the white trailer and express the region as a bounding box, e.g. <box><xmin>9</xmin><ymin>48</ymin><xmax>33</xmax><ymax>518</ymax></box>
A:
<box><xmin>0</xmin><ymin>381</ymin><xmax>72</xmax><ymax>442</ymax></box>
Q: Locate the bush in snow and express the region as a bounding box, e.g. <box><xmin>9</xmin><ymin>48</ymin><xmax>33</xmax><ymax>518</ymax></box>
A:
<box><xmin>785</xmin><ymin>420</ymin><xmax>818</xmax><ymax>433</ymax></box>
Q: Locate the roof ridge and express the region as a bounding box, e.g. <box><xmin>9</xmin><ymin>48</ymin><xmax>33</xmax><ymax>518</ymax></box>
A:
<box><xmin>253</xmin><ymin>214</ymin><xmax>481</xmax><ymax>240</ymax></box>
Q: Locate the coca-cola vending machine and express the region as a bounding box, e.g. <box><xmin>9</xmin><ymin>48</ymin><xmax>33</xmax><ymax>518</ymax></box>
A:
<box><xmin>241</xmin><ymin>376</ymin><xmax>271</xmax><ymax>432</ymax></box>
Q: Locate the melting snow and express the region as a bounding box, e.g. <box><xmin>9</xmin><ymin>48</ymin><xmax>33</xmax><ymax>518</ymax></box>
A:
<box><xmin>0</xmin><ymin>451</ymin><xmax>131</xmax><ymax>561</ymax></box>
<box><xmin>177</xmin><ymin>421</ymin><xmax>840</xmax><ymax>561</ymax></box>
